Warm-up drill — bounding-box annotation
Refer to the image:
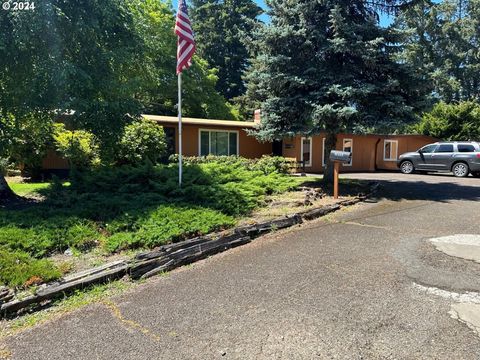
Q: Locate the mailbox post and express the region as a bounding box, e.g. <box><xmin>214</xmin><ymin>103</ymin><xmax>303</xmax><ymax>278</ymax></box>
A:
<box><xmin>333</xmin><ymin>161</ymin><xmax>340</xmax><ymax>199</ymax></box>
<box><xmin>329</xmin><ymin>150</ymin><xmax>352</xmax><ymax>199</ymax></box>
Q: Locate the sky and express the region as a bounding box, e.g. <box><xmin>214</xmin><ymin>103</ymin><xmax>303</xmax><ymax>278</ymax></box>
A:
<box><xmin>173</xmin><ymin>0</ymin><xmax>392</xmax><ymax>26</ymax></box>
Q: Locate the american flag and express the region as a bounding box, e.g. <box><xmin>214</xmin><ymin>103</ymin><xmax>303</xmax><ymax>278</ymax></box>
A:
<box><xmin>175</xmin><ymin>0</ymin><xmax>196</xmax><ymax>74</ymax></box>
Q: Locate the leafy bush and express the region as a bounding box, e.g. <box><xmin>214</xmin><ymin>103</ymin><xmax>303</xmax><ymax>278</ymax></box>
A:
<box><xmin>412</xmin><ymin>101</ymin><xmax>480</xmax><ymax>141</ymax></box>
<box><xmin>1</xmin><ymin>113</ymin><xmax>54</xmax><ymax>179</ymax></box>
<box><xmin>53</xmin><ymin>123</ymin><xmax>100</xmax><ymax>169</ymax></box>
<box><xmin>251</xmin><ymin>156</ymin><xmax>293</xmax><ymax>175</ymax></box>
<box><xmin>116</xmin><ymin>120</ymin><xmax>167</xmax><ymax>164</ymax></box>
<box><xmin>0</xmin><ymin>249</ymin><xmax>61</xmax><ymax>288</ymax></box>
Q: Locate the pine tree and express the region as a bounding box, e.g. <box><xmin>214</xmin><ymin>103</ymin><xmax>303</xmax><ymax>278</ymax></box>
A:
<box><xmin>190</xmin><ymin>0</ymin><xmax>262</xmax><ymax>100</ymax></box>
<box><xmin>245</xmin><ymin>0</ymin><xmax>427</xmax><ymax>181</ymax></box>
<box><xmin>396</xmin><ymin>0</ymin><xmax>480</xmax><ymax>102</ymax></box>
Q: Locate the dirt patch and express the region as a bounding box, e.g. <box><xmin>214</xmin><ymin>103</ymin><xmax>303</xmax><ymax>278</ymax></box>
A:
<box><xmin>49</xmin><ymin>251</ymin><xmax>132</xmax><ymax>276</ymax></box>
<box><xmin>4</xmin><ymin>177</ymin><xmax>24</xmax><ymax>184</ymax></box>
<box><xmin>240</xmin><ymin>180</ymin><xmax>367</xmax><ymax>224</ymax></box>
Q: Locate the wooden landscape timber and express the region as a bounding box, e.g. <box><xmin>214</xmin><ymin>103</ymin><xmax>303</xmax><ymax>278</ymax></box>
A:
<box><xmin>0</xmin><ymin>182</ymin><xmax>380</xmax><ymax>318</ymax></box>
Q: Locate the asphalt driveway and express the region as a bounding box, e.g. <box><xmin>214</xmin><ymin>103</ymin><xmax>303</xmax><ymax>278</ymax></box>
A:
<box><xmin>3</xmin><ymin>172</ymin><xmax>480</xmax><ymax>359</ymax></box>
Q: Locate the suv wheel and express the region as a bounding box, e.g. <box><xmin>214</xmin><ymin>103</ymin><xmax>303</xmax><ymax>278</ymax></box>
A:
<box><xmin>452</xmin><ymin>162</ymin><xmax>469</xmax><ymax>177</ymax></box>
<box><xmin>400</xmin><ymin>160</ymin><xmax>414</xmax><ymax>174</ymax></box>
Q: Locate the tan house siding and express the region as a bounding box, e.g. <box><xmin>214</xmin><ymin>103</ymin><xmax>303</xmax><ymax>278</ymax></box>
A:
<box><xmin>41</xmin><ymin>149</ymin><xmax>69</xmax><ymax>170</ymax></box>
<box><xmin>282</xmin><ymin>133</ymin><xmax>437</xmax><ymax>173</ymax></box>
<box><xmin>167</xmin><ymin>124</ymin><xmax>272</xmax><ymax>159</ymax></box>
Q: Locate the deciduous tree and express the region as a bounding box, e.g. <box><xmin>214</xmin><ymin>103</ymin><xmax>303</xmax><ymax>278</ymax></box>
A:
<box><xmin>0</xmin><ymin>0</ymin><xmax>238</xmax><ymax>198</ymax></box>
<box><xmin>131</xmin><ymin>0</ymin><xmax>239</xmax><ymax>120</ymax></box>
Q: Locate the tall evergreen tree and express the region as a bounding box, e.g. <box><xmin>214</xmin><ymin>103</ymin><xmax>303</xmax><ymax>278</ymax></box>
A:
<box><xmin>190</xmin><ymin>0</ymin><xmax>262</xmax><ymax>100</ymax></box>
<box><xmin>245</xmin><ymin>0</ymin><xmax>427</xmax><ymax>181</ymax></box>
<box><xmin>396</xmin><ymin>0</ymin><xmax>480</xmax><ymax>102</ymax></box>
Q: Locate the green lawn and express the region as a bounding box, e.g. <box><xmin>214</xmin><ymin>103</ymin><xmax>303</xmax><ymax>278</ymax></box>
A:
<box><xmin>0</xmin><ymin>158</ymin><xmax>304</xmax><ymax>288</ymax></box>
<box><xmin>10</xmin><ymin>182</ymin><xmax>51</xmax><ymax>196</ymax></box>
<box><xmin>10</xmin><ymin>182</ymin><xmax>71</xmax><ymax>197</ymax></box>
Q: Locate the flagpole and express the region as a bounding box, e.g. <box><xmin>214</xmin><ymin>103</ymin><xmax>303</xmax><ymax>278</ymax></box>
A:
<box><xmin>175</xmin><ymin>0</ymin><xmax>194</xmax><ymax>189</ymax></box>
<box><xmin>178</xmin><ymin>72</ymin><xmax>183</xmax><ymax>187</ymax></box>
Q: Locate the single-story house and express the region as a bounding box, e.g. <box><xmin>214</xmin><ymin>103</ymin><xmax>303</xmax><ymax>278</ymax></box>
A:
<box><xmin>144</xmin><ymin>114</ymin><xmax>436</xmax><ymax>173</ymax></box>
<box><xmin>41</xmin><ymin>113</ymin><xmax>437</xmax><ymax>174</ymax></box>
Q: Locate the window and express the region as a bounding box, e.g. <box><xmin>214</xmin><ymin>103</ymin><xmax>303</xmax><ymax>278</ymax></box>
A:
<box><xmin>301</xmin><ymin>137</ymin><xmax>312</xmax><ymax>167</ymax></box>
<box><xmin>342</xmin><ymin>139</ymin><xmax>353</xmax><ymax>166</ymax></box>
<box><xmin>384</xmin><ymin>140</ymin><xmax>398</xmax><ymax>161</ymax></box>
<box><xmin>435</xmin><ymin>144</ymin><xmax>454</xmax><ymax>153</ymax></box>
<box><xmin>457</xmin><ymin>144</ymin><xmax>476</xmax><ymax>153</ymax></box>
<box><xmin>199</xmin><ymin>130</ymin><xmax>238</xmax><ymax>156</ymax></box>
<box><xmin>322</xmin><ymin>138</ymin><xmax>327</xmax><ymax>167</ymax></box>
<box><xmin>420</xmin><ymin>144</ymin><xmax>437</xmax><ymax>153</ymax></box>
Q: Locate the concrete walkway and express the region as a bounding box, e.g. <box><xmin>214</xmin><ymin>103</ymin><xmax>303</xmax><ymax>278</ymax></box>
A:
<box><xmin>3</xmin><ymin>172</ymin><xmax>480</xmax><ymax>359</ymax></box>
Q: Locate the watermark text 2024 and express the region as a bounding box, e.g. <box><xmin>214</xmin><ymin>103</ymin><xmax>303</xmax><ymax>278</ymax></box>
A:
<box><xmin>2</xmin><ymin>2</ymin><xmax>35</xmax><ymax>11</ymax></box>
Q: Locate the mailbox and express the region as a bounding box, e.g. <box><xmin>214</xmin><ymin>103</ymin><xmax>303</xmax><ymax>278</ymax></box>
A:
<box><xmin>330</xmin><ymin>150</ymin><xmax>352</xmax><ymax>163</ymax></box>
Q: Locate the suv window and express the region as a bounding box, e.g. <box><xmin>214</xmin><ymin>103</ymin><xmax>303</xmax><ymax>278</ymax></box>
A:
<box><xmin>420</xmin><ymin>144</ymin><xmax>437</xmax><ymax>153</ymax></box>
<box><xmin>435</xmin><ymin>144</ymin><xmax>454</xmax><ymax>153</ymax></box>
<box><xmin>457</xmin><ymin>144</ymin><xmax>476</xmax><ymax>153</ymax></box>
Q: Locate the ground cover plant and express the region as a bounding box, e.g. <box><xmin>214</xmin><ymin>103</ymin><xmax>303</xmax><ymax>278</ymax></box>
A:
<box><xmin>0</xmin><ymin>157</ymin><xmax>302</xmax><ymax>288</ymax></box>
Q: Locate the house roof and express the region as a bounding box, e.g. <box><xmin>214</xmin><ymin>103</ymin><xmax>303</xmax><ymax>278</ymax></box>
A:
<box><xmin>142</xmin><ymin>115</ymin><xmax>258</xmax><ymax>129</ymax></box>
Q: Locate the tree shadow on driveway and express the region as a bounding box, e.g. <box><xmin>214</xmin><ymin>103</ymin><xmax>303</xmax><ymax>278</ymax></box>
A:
<box><xmin>368</xmin><ymin>175</ymin><xmax>480</xmax><ymax>203</ymax></box>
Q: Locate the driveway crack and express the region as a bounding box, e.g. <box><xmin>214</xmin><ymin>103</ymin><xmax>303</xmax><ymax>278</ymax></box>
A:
<box><xmin>101</xmin><ymin>301</ymin><xmax>161</xmax><ymax>342</ymax></box>
<box><xmin>339</xmin><ymin>221</ymin><xmax>391</xmax><ymax>230</ymax></box>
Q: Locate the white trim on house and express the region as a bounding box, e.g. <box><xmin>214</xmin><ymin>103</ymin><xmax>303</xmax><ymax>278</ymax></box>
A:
<box><xmin>300</xmin><ymin>137</ymin><xmax>313</xmax><ymax>167</ymax></box>
<box><xmin>198</xmin><ymin>128</ymin><xmax>240</xmax><ymax>156</ymax></box>
<box><xmin>342</xmin><ymin>138</ymin><xmax>353</xmax><ymax>166</ymax></box>
<box><xmin>383</xmin><ymin>139</ymin><xmax>399</xmax><ymax>161</ymax></box>
<box><xmin>145</xmin><ymin>114</ymin><xmax>257</xmax><ymax>128</ymax></box>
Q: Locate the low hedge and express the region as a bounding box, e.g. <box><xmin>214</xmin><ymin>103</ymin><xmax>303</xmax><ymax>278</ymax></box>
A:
<box><xmin>168</xmin><ymin>155</ymin><xmax>295</xmax><ymax>175</ymax></box>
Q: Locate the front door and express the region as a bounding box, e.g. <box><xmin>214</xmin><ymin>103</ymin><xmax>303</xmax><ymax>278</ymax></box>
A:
<box><xmin>415</xmin><ymin>144</ymin><xmax>438</xmax><ymax>170</ymax></box>
<box><xmin>272</xmin><ymin>140</ymin><xmax>283</xmax><ymax>156</ymax></box>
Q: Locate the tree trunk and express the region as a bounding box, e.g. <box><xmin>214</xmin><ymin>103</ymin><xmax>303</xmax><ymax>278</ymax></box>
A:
<box><xmin>0</xmin><ymin>174</ymin><xmax>15</xmax><ymax>202</ymax></box>
<box><xmin>322</xmin><ymin>132</ymin><xmax>337</xmax><ymax>185</ymax></box>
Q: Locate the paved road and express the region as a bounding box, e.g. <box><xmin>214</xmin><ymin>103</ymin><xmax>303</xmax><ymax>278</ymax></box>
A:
<box><xmin>4</xmin><ymin>172</ymin><xmax>480</xmax><ymax>359</ymax></box>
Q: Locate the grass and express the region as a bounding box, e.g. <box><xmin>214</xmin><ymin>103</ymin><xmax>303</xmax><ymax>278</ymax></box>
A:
<box><xmin>9</xmin><ymin>181</ymin><xmax>71</xmax><ymax>197</ymax></box>
<box><xmin>9</xmin><ymin>182</ymin><xmax>51</xmax><ymax>197</ymax></box>
<box><xmin>0</xmin><ymin>158</ymin><xmax>304</xmax><ymax>288</ymax></box>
